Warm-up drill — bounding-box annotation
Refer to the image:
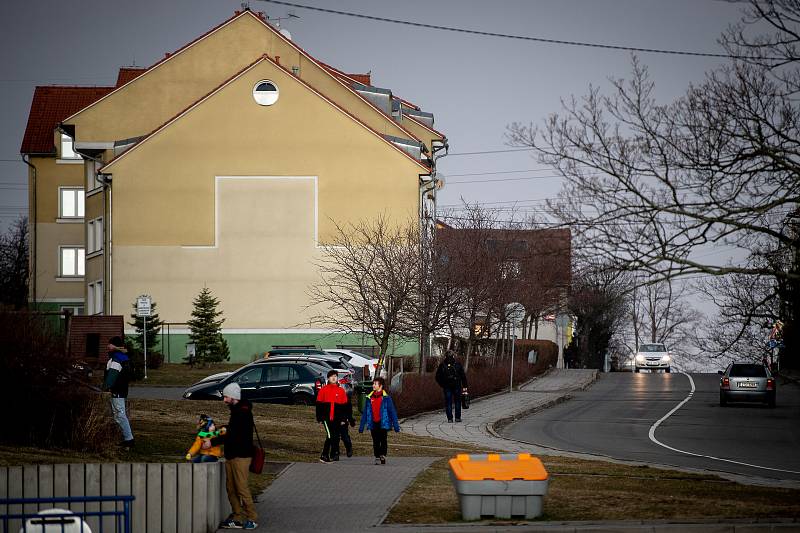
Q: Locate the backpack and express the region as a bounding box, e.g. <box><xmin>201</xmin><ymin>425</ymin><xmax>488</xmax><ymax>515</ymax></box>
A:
<box><xmin>444</xmin><ymin>362</ymin><xmax>460</xmax><ymax>387</ymax></box>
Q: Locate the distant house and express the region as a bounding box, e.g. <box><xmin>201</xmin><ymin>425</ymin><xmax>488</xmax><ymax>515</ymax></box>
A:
<box><xmin>21</xmin><ymin>9</ymin><xmax>447</xmax><ymax>362</ymax></box>
<box><xmin>435</xmin><ymin>221</ymin><xmax>572</xmax><ymax>345</ymax></box>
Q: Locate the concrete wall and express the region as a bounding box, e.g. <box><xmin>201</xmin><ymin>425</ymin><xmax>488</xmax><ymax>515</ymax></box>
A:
<box><xmin>0</xmin><ymin>462</ymin><xmax>229</xmax><ymax>533</ymax></box>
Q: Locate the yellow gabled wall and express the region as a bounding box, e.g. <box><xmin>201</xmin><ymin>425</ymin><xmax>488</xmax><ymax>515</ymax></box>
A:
<box><xmin>103</xmin><ymin>59</ymin><xmax>423</xmax><ymax>327</ymax></box>
<box><xmin>104</xmin><ymin>58</ymin><xmax>424</xmax><ymax>247</ymax></box>
<box><xmin>66</xmin><ymin>12</ymin><xmax>418</xmax><ymax>146</ymax></box>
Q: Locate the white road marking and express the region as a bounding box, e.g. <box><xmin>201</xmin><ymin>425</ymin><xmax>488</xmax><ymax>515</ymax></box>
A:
<box><xmin>648</xmin><ymin>372</ymin><xmax>800</xmax><ymax>475</ymax></box>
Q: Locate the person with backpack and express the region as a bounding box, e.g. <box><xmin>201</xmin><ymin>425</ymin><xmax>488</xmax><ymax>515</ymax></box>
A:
<box><xmin>435</xmin><ymin>350</ymin><xmax>468</xmax><ymax>423</ymax></box>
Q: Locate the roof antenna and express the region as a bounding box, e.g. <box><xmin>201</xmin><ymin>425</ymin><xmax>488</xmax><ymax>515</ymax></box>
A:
<box><xmin>268</xmin><ymin>11</ymin><xmax>300</xmax><ymax>40</ymax></box>
<box><xmin>241</xmin><ymin>2</ymin><xmax>250</xmax><ymax>11</ymax></box>
<box><xmin>268</xmin><ymin>11</ymin><xmax>300</xmax><ymax>28</ymax></box>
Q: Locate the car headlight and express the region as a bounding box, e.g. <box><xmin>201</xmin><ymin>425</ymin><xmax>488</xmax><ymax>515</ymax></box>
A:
<box><xmin>636</xmin><ymin>355</ymin><xmax>645</xmax><ymax>363</ymax></box>
<box><xmin>184</xmin><ymin>391</ymin><xmax>192</xmax><ymax>398</ymax></box>
<box><xmin>662</xmin><ymin>355</ymin><xmax>670</xmax><ymax>362</ymax></box>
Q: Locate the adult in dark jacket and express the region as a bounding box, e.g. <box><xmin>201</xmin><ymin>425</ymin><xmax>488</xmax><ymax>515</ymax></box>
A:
<box><xmin>102</xmin><ymin>336</ymin><xmax>134</xmax><ymax>448</ymax></box>
<box><xmin>435</xmin><ymin>350</ymin><xmax>468</xmax><ymax>423</ymax></box>
<box><xmin>209</xmin><ymin>382</ymin><xmax>258</xmax><ymax>530</ymax></box>
<box><xmin>316</xmin><ymin>369</ymin><xmax>351</xmax><ymax>463</ymax></box>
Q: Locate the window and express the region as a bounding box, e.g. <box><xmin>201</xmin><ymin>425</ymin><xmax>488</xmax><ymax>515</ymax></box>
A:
<box><xmin>500</xmin><ymin>260</ymin><xmax>521</xmax><ymax>280</ymax></box>
<box><xmin>87</xmin><ymin>217</ymin><xmax>103</xmax><ymax>253</ymax></box>
<box><xmin>264</xmin><ymin>365</ymin><xmax>298</xmax><ymax>383</ymax></box>
<box><xmin>59</xmin><ymin>188</ymin><xmax>84</xmax><ymax>219</ymax></box>
<box><xmin>60</xmin><ymin>247</ymin><xmax>85</xmax><ymax>277</ymax></box>
<box><xmin>234</xmin><ymin>367</ymin><xmax>264</xmax><ymax>386</ymax></box>
<box><xmin>729</xmin><ymin>364</ymin><xmax>768</xmax><ymax>378</ymax></box>
<box><xmin>59</xmin><ymin>305</ymin><xmax>84</xmax><ymax>319</ymax></box>
<box><xmin>86</xmin><ymin>160</ymin><xmax>102</xmax><ymax>191</ymax></box>
<box><xmin>253</xmin><ymin>80</ymin><xmax>279</xmax><ymax>106</ymax></box>
<box><xmin>88</xmin><ymin>280</ymin><xmax>103</xmax><ymax>314</ymax></box>
<box><xmin>61</xmin><ymin>134</ymin><xmax>80</xmax><ymax>159</ymax></box>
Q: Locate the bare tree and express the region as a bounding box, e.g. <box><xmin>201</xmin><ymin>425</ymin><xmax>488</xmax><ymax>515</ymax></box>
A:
<box><xmin>507</xmin><ymin>1</ymin><xmax>800</xmax><ymax>366</ymax></box>
<box><xmin>398</xmin><ymin>224</ymin><xmax>460</xmax><ymax>373</ymax></box>
<box><xmin>437</xmin><ymin>205</ymin><xmax>519</xmax><ymax>371</ymax></box>
<box><xmin>0</xmin><ymin>217</ymin><xmax>29</xmax><ymax>309</ymax></box>
<box><xmin>628</xmin><ymin>279</ymin><xmax>701</xmax><ymax>357</ymax></box>
<box><xmin>566</xmin><ymin>263</ymin><xmax>630</xmax><ymax>370</ymax></box>
<box><xmin>695</xmin><ymin>250</ymin><xmax>786</xmax><ymax>363</ymax></box>
<box><xmin>308</xmin><ymin>216</ymin><xmax>419</xmax><ymax>371</ymax></box>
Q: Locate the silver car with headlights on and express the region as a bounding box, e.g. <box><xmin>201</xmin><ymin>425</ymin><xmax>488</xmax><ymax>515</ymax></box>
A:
<box><xmin>634</xmin><ymin>343</ymin><xmax>671</xmax><ymax>373</ymax></box>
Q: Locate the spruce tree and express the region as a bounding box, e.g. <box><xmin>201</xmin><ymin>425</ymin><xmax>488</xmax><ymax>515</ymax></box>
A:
<box><xmin>128</xmin><ymin>298</ymin><xmax>163</xmax><ymax>353</ymax></box>
<box><xmin>187</xmin><ymin>287</ymin><xmax>230</xmax><ymax>365</ymax></box>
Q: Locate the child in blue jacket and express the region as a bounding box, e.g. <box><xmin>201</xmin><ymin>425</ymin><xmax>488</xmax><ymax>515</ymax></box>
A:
<box><xmin>358</xmin><ymin>377</ymin><xmax>400</xmax><ymax>465</ymax></box>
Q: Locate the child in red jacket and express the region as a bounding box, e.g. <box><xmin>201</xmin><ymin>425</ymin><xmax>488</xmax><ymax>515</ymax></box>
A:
<box><xmin>315</xmin><ymin>369</ymin><xmax>350</xmax><ymax>463</ymax></box>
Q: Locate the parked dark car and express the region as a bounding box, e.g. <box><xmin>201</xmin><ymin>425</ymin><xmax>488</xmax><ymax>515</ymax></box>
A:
<box><xmin>267</xmin><ymin>354</ymin><xmax>358</xmax><ymax>395</ymax></box>
<box><xmin>182</xmin><ymin>359</ymin><xmax>330</xmax><ymax>405</ymax></box>
<box><xmin>719</xmin><ymin>362</ymin><xmax>776</xmax><ymax>408</ymax></box>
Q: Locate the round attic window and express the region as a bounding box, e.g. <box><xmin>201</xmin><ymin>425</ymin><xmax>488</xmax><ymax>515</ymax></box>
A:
<box><xmin>253</xmin><ymin>80</ymin><xmax>279</xmax><ymax>106</ymax></box>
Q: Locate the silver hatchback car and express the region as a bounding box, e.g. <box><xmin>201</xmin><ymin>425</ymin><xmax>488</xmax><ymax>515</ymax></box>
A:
<box><xmin>719</xmin><ymin>362</ymin><xmax>776</xmax><ymax>408</ymax></box>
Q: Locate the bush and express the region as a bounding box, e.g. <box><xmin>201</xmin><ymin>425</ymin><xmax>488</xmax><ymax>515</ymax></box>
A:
<box><xmin>392</xmin><ymin>340</ymin><xmax>557</xmax><ymax>418</ymax></box>
<box><xmin>0</xmin><ymin>309</ymin><xmax>116</xmax><ymax>451</ymax></box>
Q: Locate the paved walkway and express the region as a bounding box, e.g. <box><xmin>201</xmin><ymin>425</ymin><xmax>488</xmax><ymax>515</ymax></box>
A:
<box><xmin>246</xmin><ymin>456</ymin><xmax>435</xmax><ymax>532</ymax></box>
<box><xmin>402</xmin><ymin>369</ymin><xmax>598</xmax><ymax>453</ymax></box>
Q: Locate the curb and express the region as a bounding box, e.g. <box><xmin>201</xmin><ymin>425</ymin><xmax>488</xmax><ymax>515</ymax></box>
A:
<box><xmin>377</xmin><ymin>517</ymin><xmax>800</xmax><ymax>531</ymax></box>
<box><xmin>488</xmin><ymin>370</ymin><xmax>598</xmax><ymax>436</ymax></box>
<box><xmin>398</xmin><ymin>368</ymin><xmax>555</xmax><ymax>425</ymax></box>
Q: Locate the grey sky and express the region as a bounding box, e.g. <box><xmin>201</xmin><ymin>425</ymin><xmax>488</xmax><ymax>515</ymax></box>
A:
<box><xmin>0</xmin><ymin>0</ymin><xmax>751</xmax><ymax>327</ymax></box>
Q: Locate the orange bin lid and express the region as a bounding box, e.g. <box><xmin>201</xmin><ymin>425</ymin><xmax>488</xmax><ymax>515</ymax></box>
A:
<box><xmin>449</xmin><ymin>453</ymin><xmax>549</xmax><ymax>481</ymax></box>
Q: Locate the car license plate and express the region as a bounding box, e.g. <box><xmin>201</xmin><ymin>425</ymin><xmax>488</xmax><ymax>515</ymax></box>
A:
<box><xmin>647</xmin><ymin>362</ymin><xmax>659</xmax><ymax>366</ymax></box>
<box><xmin>738</xmin><ymin>382</ymin><xmax>757</xmax><ymax>388</ymax></box>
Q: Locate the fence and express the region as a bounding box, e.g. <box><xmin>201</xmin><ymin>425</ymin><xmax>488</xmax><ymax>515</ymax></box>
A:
<box><xmin>0</xmin><ymin>495</ymin><xmax>133</xmax><ymax>533</ymax></box>
<box><xmin>0</xmin><ymin>462</ymin><xmax>229</xmax><ymax>533</ymax></box>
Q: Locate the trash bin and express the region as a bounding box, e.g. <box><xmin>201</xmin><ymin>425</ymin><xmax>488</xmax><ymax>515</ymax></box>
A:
<box><xmin>354</xmin><ymin>381</ymin><xmax>371</xmax><ymax>413</ymax></box>
<box><xmin>448</xmin><ymin>453</ymin><xmax>549</xmax><ymax>520</ymax></box>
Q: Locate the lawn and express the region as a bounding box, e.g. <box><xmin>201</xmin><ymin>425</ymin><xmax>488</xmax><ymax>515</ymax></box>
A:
<box><xmin>0</xmin><ymin>397</ymin><xmax>485</xmax><ymax>496</ymax></box>
<box><xmin>130</xmin><ymin>363</ymin><xmax>243</xmax><ymax>387</ymax></box>
<box><xmin>386</xmin><ymin>457</ymin><xmax>800</xmax><ymax>524</ymax></box>
<box><xmin>4</xmin><ymin>396</ymin><xmax>799</xmax><ymax>523</ymax></box>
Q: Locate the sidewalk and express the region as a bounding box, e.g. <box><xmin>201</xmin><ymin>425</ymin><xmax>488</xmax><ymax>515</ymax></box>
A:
<box><xmin>402</xmin><ymin>369</ymin><xmax>597</xmax><ymax>453</ymax></box>
<box><xmin>242</xmin><ymin>456</ymin><xmax>435</xmax><ymax>532</ymax></box>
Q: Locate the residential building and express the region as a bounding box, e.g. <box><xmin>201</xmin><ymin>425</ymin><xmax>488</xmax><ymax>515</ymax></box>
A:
<box><xmin>22</xmin><ymin>9</ymin><xmax>446</xmax><ymax>362</ymax></box>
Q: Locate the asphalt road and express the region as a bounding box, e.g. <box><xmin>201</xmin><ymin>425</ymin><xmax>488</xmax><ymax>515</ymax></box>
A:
<box><xmin>502</xmin><ymin>372</ymin><xmax>800</xmax><ymax>482</ymax></box>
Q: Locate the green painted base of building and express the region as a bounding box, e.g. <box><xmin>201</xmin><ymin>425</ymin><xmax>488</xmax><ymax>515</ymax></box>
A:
<box><xmin>151</xmin><ymin>331</ymin><xmax>420</xmax><ymax>364</ymax></box>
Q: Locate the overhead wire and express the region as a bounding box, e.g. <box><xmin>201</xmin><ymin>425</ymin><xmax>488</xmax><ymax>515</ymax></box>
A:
<box><xmin>253</xmin><ymin>0</ymin><xmax>769</xmax><ymax>59</ymax></box>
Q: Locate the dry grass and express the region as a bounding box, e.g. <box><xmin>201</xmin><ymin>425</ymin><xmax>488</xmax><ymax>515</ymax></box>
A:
<box><xmin>131</xmin><ymin>363</ymin><xmax>243</xmax><ymax>387</ymax></box>
<box><xmin>0</xmin><ymin>398</ymin><xmax>483</xmax><ymax>497</ymax></box>
<box><xmin>386</xmin><ymin>457</ymin><xmax>800</xmax><ymax>524</ymax></box>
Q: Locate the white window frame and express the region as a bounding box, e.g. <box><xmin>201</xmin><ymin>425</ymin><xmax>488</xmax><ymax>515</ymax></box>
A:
<box><xmin>87</xmin><ymin>217</ymin><xmax>103</xmax><ymax>255</ymax></box>
<box><xmin>86</xmin><ymin>160</ymin><xmax>103</xmax><ymax>192</ymax></box>
<box><xmin>88</xmin><ymin>279</ymin><xmax>103</xmax><ymax>315</ymax></box>
<box><xmin>58</xmin><ymin>246</ymin><xmax>85</xmax><ymax>278</ymax></box>
<box><xmin>60</xmin><ymin>134</ymin><xmax>81</xmax><ymax>160</ymax></box>
<box><xmin>59</xmin><ymin>305</ymin><xmax>84</xmax><ymax>319</ymax></box>
<box><xmin>58</xmin><ymin>187</ymin><xmax>84</xmax><ymax>220</ymax></box>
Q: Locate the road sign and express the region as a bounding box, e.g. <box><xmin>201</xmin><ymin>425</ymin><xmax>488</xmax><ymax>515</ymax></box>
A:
<box><xmin>136</xmin><ymin>295</ymin><xmax>152</xmax><ymax>317</ymax></box>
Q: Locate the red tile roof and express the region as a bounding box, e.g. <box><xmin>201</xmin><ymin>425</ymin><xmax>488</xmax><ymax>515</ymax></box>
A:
<box><xmin>320</xmin><ymin>62</ymin><xmax>371</xmax><ymax>86</ymax></box>
<box><xmin>116</xmin><ymin>67</ymin><xmax>147</xmax><ymax>87</ymax></box>
<box><xmin>20</xmin><ymin>86</ymin><xmax>114</xmax><ymax>155</ymax></box>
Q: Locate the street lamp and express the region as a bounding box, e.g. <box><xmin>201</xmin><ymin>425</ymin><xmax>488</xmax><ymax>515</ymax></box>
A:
<box><xmin>506</xmin><ymin>302</ymin><xmax>525</xmax><ymax>393</ymax></box>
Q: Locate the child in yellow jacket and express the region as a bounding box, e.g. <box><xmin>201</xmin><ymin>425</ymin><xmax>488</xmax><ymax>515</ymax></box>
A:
<box><xmin>185</xmin><ymin>414</ymin><xmax>224</xmax><ymax>463</ymax></box>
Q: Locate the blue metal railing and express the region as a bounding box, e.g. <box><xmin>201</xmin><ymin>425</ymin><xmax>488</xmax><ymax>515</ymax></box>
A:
<box><xmin>0</xmin><ymin>495</ymin><xmax>134</xmax><ymax>533</ymax></box>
